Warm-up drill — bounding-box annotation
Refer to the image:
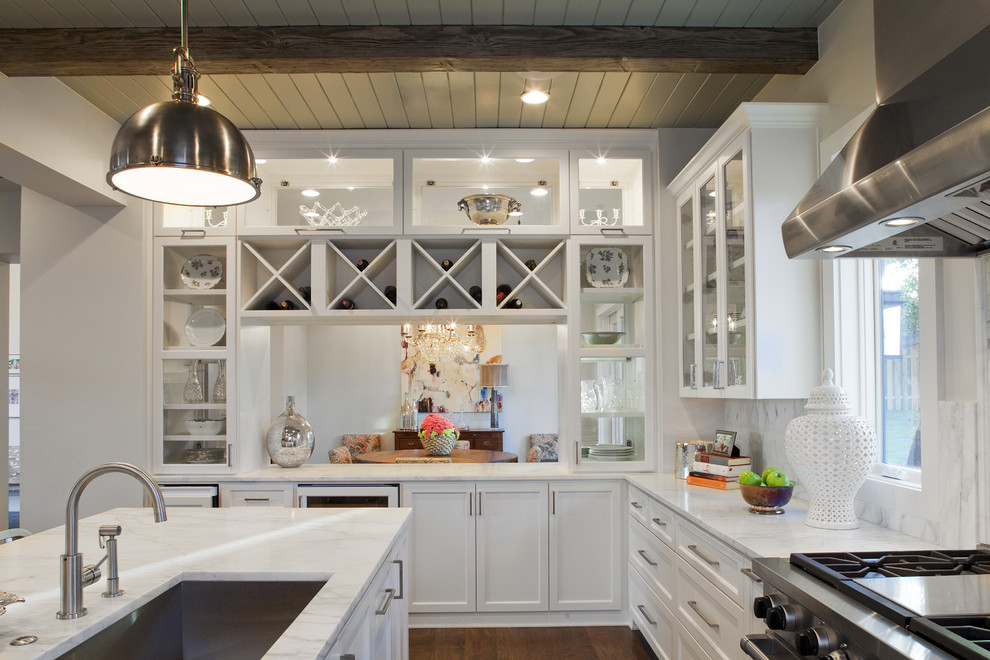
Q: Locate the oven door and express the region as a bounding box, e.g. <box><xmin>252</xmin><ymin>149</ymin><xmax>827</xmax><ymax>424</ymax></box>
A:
<box><xmin>740</xmin><ymin>634</ymin><xmax>801</xmax><ymax>660</ymax></box>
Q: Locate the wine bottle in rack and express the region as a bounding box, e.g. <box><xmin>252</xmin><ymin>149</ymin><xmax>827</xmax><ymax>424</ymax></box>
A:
<box><xmin>339</xmin><ymin>299</ymin><xmax>357</xmax><ymax>310</ymax></box>
<box><xmin>496</xmin><ymin>284</ymin><xmax>511</xmax><ymax>304</ymax></box>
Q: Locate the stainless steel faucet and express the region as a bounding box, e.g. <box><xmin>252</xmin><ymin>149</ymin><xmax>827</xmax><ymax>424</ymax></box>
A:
<box><xmin>56</xmin><ymin>462</ymin><xmax>167</xmax><ymax>620</ymax></box>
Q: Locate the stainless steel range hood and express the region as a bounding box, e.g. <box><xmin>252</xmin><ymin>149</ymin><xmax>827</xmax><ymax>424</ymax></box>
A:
<box><xmin>782</xmin><ymin>19</ymin><xmax>990</xmax><ymax>259</ymax></box>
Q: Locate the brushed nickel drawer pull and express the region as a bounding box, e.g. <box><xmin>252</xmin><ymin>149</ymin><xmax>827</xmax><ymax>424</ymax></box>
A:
<box><xmin>393</xmin><ymin>559</ymin><xmax>404</xmax><ymax>599</ymax></box>
<box><xmin>375</xmin><ymin>588</ymin><xmax>396</xmax><ymax>615</ymax></box>
<box><xmin>630</xmin><ymin>501</ymin><xmax>644</xmax><ymax>510</ymax></box>
<box><xmin>180</xmin><ymin>229</ymin><xmax>207</xmax><ymax>238</ymax></box>
<box><xmin>637</xmin><ymin>604</ymin><xmax>657</xmax><ymax>626</ymax></box>
<box><xmin>651</xmin><ymin>517</ymin><xmax>667</xmax><ymax>527</ymax></box>
<box><xmin>688</xmin><ymin>600</ymin><xmax>719</xmax><ymax>629</ymax></box>
<box><xmin>243</xmin><ymin>497</ymin><xmax>270</xmax><ymax>503</ymax></box>
<box><xmin>740</xmin><ymin>567</ymin><xmax>763</xmax><ymax>583</ymax></box>
<box><xmin>637</xmin><ymin>549</ymin><xmax>658</xmax><ymax>567</ymax></box>
<box><xmin>688</xmin><ymin>544</ymin><xmax>719</xmax><ymax>566</ymax></box>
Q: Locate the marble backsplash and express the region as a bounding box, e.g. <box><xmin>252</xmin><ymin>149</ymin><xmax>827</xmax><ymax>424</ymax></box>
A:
<box><xmin>722</xmin><ymin>398</ymin><xmax>978</xmax><ymax>548</ymax></box>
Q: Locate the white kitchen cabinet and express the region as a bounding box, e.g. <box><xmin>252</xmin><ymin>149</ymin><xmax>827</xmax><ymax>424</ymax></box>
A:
<box><xmin>153</xmin><ymin>238</ymin><xmax>236</xmax><ymax>475</ymax></box>
<box><xmin>402</xmin><ymin>481</ymin><xmax>548</xmax><ymax>614</ymax></box>
<box><xmin>570</xmin><ymin>151</ymin><xmax>653</xmax><ymax>235</ymax></box>
<box><xmin>327</xmin><ymin>532</ymin><xmax>408</xmax><ymax>660</ymax></box>
<box><xmin>406</xmin><ymin>151</ymin><xmax>568</xmax><ymax>235</ymax></box>
<box><xmin>219</xmin><ymin>482</ymin><xmax>293</xmax><ymax>507</ymax></box>
<box><xmin>670</xmin><ymin>103</ymin><xmax>827</xmax><ymax>399</ymax></box>
<box><xmin>153</xmin><ymin>203</ymin><xmax>237</xmax><ymax>237</ymax></box>
<box><xmin>403</xmin><ymin>480</ymin><xmax>621</xmax><ymax>617</ymax></box>
<box><xmin>629</xmin><ymin>485</ymin><xmax>763</xmax><ymax>660</ymax></box>
<box><xmin>570</xmin><ymin>237</ymin><xmax>654</xmax><ymax>470</ymax></box>
<box><xmin>549</xmin><ymin>481</ymin><xmax>622</xmax><ymax>610</ymax></box>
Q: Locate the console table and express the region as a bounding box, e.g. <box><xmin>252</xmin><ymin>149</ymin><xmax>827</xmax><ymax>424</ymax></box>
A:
<box><xmin>393</xmin><ymin>428</ymin><xmax>504</xmax><ymax>451</ymax></box>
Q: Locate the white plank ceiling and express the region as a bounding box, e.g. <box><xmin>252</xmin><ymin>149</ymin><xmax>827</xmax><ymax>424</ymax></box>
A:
<box><xmin>0</xmin><ymin>0</ymin><xmax>842</xmax><ymax>129</ymax></box>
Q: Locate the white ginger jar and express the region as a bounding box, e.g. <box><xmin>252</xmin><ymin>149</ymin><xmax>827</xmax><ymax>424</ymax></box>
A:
<box><xmin>784</xmin><ymin>369</ymin><xmax>878</xmax><ymax>529</ymax></box>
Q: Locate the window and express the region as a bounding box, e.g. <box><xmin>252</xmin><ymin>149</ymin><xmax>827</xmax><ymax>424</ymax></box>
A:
<box><xmin>876</xmin><ymin>258</ymin><xmax>920</xmax><ymax>473</ymax></box>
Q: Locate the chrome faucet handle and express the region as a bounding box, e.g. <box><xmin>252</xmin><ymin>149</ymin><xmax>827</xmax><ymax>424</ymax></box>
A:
<box><xmin>0</xmin><ymin>591</ymin><xmax>24</xmax><ymax>615</ymax></box>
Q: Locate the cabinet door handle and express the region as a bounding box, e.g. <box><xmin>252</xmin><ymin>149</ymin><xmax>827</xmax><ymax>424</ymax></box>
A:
<box><xmin>714</xmin><ymin>360</ymin><xmax>723</xmax><ymax>389</ymax></box>
<box><xmin>243</xmin><ymin>497</ymin><xmax>270</xmax><ymax>503</ymax></box>
<box><xmin>227</xmin><ymin>444</ymin><xmax>233</xmax><ymax>468</ymax></box>
<box><xmin>651</xmin><ymin>517</ymin><xmax>667</xmax><ymax>527</ymax></box>
<box><xmin>477</xmin><ymin>491</ymin><xmax>482</xmax><ymax>516</ymax></box>
<box><xmin>687</xmin><ymin>544</ymin><xmax>719</xmax><ymax>566</ymax></box>
<box><xmin>689</xmin><ymin>363</ymin><xmax>697</xmax><ymax>389</ymax></box>
<box><xmin>630</xmin><ymin>501</ymin><xmax>644</xmax><ymax>510</ymax></box>
<box><xmin>393</xmin><ymin>559</ymin><xmax>404</xmax><ymax>599</ymax></box>
<box><xmin>375</xmin><ymin>588</ymin><xmax>396</xmax><ymax>615</ymax></box>
<box><xmin>740</xmin><ymin>567</ymin><xmax>763</xmax><ymax>583</ymax></box>
<box><xmin>637</xmin><ymin>604</ymin><xmax>657</xmax><ymax>626</ymax></box>
<box><xmin>637</xmin><ymin>549</ymin><xmax>658</xmax><ymax>567</ymax></box>
<box><xmin>687</xmin><ymin>600</ymin><xmax>719</xmax><ymax>629</ymax></box>
<box><xmin>295</xmin><ymin>226</ymin><xmax>343</xmax><ymax>233</ymax></box>
<box><xmin>468</xmin><ymin>492</ymin><xmax>473</xmax><ymax>516</ymax></box>
<box><xmin>600</xmin><ymin>227</ymin><xmax>627</xmax><ymax>236</ymax></box>
<box><xmin>552</xmin><ymin>491</ymin><xmax>556</xmax><ymax>515</ymax></box>
<box><xmin>180</xmin><ymin>228</ymin><xmax>207</xmax><ymax>238</ymax></box>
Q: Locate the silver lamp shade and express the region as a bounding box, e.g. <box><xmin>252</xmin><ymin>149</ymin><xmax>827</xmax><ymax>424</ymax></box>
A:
<box><xmin>107</xmin><ymin>101</ymin><xmax>261</xmax><ymax>207</ymax></box>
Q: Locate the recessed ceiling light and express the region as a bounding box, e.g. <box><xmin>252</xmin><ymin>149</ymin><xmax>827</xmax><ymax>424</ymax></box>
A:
<box><xmin>882</xmin><ymin>217</ymin><xmax>922</xmax><ymax>228</ymax></box>
<box><xmin>521</xmin><ymin>90</ymin><xmax>549</xmax><ymax>104</ymax></box>
<box><xmin>515</xmin><ymin>158</ymin><xmax>535</xmax><ymax>163</ymax></box>
<box><xmin>530</xmin><ymin>188</ymin><xmax>549</xmax><ymax>197</ymax></box>
<box><xmin>596</xmin><ymin>157</ymin><xmax>607</xmax><ymax>165</ymax></box>
<box><xmin>347</xmin><ymin>186</ymin><xmax>355</xmax><ymax>191</ymax></box>
<box><xmin>327</xmin><ymin>156</ymin><xmax>338</xmax><ymax>164</ymax></box>
<box><xmin>255</xmin><ymin>159</ymin><xmax>267</xmax><ymax>165</ymax></box>
<box><xmin>817</xmin><ymin>245</ymin><xmax>852</xmax><ymax>254</ymax></box>
<box><xmin>508</xmin><ymin>209</ymin><xmax>523</xmax><ymax>216</ymax></box>
<box><xmin>301</xmin><ymin>189</ymin><xmax>320</xmax><ymax>197</ymax></box>
<box><xmin>481</xmin><ymin>156</ymin><xmax>491</xmax><ymax>164</ymax></box>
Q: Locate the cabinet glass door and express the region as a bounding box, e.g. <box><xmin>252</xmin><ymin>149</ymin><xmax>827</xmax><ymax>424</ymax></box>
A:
<box><xmin>723</xmin><ymin>150</ymin><xmax>748</xmax><ymax>390</ymax></box>
<box><xmin>679</xmin><ymin>196</ymin><xmax>696</xmax><ymax>390</ymax></box>
<box><xmin>579</xmin><ymin>357</ymin><xmax>647</xmax><ymax>463</ymax></box>
<box><xmin>574</xmin><ymin>156</ymin><xmax>649</xmax><ymax>234</ymax></box>
<box><xmin>699</xmin><ymin>176</ymin><xmax>718</xmax><ymax>390</ymax></box>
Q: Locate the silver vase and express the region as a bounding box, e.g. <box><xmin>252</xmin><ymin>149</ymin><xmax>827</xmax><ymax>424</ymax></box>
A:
<box><xmin>266</xmin><ymin>396</ymin><xmax>315</xmax><ymax>468</ymax></box>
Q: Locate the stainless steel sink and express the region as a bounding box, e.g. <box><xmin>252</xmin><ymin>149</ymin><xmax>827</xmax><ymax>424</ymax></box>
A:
<box><xmin>56</xmin><ymin>579</ymin><xmax>327</xmax><ymax>660</ymax></box>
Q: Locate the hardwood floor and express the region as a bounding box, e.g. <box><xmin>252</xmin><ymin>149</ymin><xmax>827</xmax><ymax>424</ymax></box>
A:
<box><xmin>409</xmin><ymin>626</ymin><xmax>658</xmax><ymax>659</ymax></box>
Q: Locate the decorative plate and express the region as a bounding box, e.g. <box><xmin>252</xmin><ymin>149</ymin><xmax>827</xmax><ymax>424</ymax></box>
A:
<box><xmin>180</xmin><ymin>255</ymin><xmax>223</xmax><ymax>290</ymax></box>
<box><xmin>184</xmin><ymin>308</ymin><xmax>226</xmax><ymax>347</ymax></box>
<box><xmin>585</xmin><ymin>248</ymin><xmax>628</xmax><ymax>288</ymax></box>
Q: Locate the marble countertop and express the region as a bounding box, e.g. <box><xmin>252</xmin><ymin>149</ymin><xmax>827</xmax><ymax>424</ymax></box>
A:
<box><xmin>0</xmin><ymin>506</ymin><xmax>410</xmax><ymax>659</ymax></box>
<box><xmin>627</xmin><ymin>473</ymin><xmax>940</xmax><ymax>558</ymax></box>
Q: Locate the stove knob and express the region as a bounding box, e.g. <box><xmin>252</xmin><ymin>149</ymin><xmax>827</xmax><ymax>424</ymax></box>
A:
<box><xmin>797</xmin><ymin>626</ymin><xmax>842</xmax><ymax>657</ymax></box>
<box><xmin>766</xmin><ymin>603</ymin><xmax>812</xmax><ymax>631</ymax></box>
<box><xmin>752</xmin><ymin>594</ymin><xmax>786</xmax><ymax>619</ymax></box>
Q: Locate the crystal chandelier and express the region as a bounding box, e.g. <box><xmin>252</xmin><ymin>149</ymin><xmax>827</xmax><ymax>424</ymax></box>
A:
<box><xmin>401</xmin><ymin>323</ymin><xmax>485</xmax><ymax>364</ymax></box>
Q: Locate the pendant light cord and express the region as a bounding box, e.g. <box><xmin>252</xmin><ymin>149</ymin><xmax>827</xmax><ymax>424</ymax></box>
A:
<box><xmin>171</xmin><ymin>0</ymin><xmax>199</xmax><ymax>104</ymax></box>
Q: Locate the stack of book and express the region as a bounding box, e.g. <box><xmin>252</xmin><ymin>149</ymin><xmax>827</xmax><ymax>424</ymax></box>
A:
<box><xmin>685</xmin><ymin>452</ymin><xmax>752</xmax><ymax>490</ymax></box>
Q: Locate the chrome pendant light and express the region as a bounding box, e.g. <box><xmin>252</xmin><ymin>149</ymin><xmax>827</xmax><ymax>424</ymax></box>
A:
<box><xmin>106</xmin><ymin>0</ymin><xmax>261</xmax><ymax>207</ymax></box>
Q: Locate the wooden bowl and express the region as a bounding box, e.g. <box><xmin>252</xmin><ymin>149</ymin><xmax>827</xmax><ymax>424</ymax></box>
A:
<box><xmin>740</xmin><ymin>483</ymin><xmax>793</xmax><ymax>515</ymax></box>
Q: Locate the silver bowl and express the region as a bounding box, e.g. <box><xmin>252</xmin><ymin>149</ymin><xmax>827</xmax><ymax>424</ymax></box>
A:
<box><xmin>581</xmin><ymin>331</ymin><xmax>625</xmax><ymax>345</ymax></box>
<box><xmin>457</xmin><ymin>194</ymin><xmax>522</xmax><ymax>225</ymax></box>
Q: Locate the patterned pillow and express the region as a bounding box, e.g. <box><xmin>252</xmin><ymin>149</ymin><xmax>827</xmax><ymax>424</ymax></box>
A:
<box><xmin>527</xmin><ymin>434</ymin><xmax>558</xmax><ymax>463</ymax></box>
<box><xmin>327</xmin><ymin>446</ymin><xmax>352</xmax><ymax>464</ymax></box>
<box><xmin>342</xmin><ymin>434</ymin><xmax>382</xmax><ymax>457</ymax></box>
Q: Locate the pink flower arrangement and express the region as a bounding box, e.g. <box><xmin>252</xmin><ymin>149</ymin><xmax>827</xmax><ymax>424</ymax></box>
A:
<box><xmin>418</xmin><ymin>413</ymin><xmax>459</xmax><ymax>440</ymax></box>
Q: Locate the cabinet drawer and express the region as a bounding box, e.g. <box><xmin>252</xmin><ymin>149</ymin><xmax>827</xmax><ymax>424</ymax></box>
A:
<box><xmin>629</xmin><ymin>565</ymin><xmax>675</xmax><ymax>660</ymax></box>
<box><xmin>675</xmin><ymin>518</ymin><xmax>749</xmax><ymax>609</ymax></box>
<box><xmin>220</xmin><ymin>484</ymin><xmax>292</xmax><ymax>507</ymax></box>
<box><xmin>629</xmin><ymin>518</ymin><xmax>674</xmax><ymax>609</ymax></box>
<box><xmin>647</xmin><ymin>498</ymin><xmax>676</xmax><ymax>547</ymax></box>
<box><xmin>628</xmin><ymin>486</ymin><xmax>649</xmax><ymax>527</ymax></box>
<box><xmin>674</xmin><ymin>554</ymin><xmax>746</xmax><ymax>660</ymax></box>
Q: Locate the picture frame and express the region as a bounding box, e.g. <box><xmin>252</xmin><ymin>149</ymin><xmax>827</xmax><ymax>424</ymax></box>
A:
<box><xmin>711</xmin><ymin>429</ymin><xmax>737</xmax><ymax>457</ymax></box>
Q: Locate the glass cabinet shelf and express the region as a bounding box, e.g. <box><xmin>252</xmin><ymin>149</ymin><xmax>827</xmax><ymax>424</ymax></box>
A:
<box><xmin>408</xmin><ymin>153</ymin><xmax>566</xmax><ymax>234</ymax></box>
<box><xmin>239</xmin><ymin>156</ymin><xmax>399</xmax><ymax>235</ymax></box>
<box><xmin>573</xmin><ymin>155</ymin><xmax>650</xmax><ymax>234</ymax></box>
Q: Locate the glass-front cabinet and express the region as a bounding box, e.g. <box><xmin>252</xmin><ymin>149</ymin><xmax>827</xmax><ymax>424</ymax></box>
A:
<box><xmin>571</xmin><ymin>152</ymin><xmax>653</xmax><ymax>235</ymax></box>
<box><xmin>671</xmin><ymin>102</ymin><xmax>827</xmax><ymax>399</ymax></box>
<box><xmin>406</xmin><ymin>152</ymin><xmax>567</xmax><ymax>234</ymax></box>
<box><xmin>238</xmin><ymin>153</ymin><xmax>401</xmax><ymax>235</ymax></box>
<box><xmin>153</xmin><ymin>204</ymin><xmax>237</xmax><ymax>237</ymax></box>
<box><xmin>153</xmin><ymin>238</ymin><xmax>236</xmax><ymax>474</ymax></box>
<box><xmin>571</xmin><ymin>238</ymin><xmax>653</xmax><ymax>469</ymax></box>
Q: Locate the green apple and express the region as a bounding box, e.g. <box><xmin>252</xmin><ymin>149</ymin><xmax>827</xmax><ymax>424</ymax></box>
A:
<box><xmin>737</xmin><ymin>470</ymin><xmax>763</xmax><ymax>486</ymax></box>
<box><xmin>765</xmin><ymin>469</ymin><xmax>789</xmax><ymax>487</ymax></box>
<box><xmin>761</xmin><ymin>467</ymin><xmax>781</xmax><ymax>482</ymax></box>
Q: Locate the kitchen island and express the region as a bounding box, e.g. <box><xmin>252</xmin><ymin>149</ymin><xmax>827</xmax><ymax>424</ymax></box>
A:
<box><xmin>0</xmin><ymin>506</ymin><xmax>410</xmax><ymax>659</ymax></box>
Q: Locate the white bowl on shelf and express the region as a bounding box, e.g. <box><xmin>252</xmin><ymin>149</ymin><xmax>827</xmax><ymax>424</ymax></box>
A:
<box><xmin>184</xmin><ymin>420</ymin><xmax>225</xmax><ymax>435</ymax></box>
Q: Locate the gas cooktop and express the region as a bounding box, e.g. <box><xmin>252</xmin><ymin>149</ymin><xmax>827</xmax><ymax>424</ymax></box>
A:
<box><xmin>790</xmin><ymin>549</ymin><xmax>990</xmax><ymax>659</ymax></box>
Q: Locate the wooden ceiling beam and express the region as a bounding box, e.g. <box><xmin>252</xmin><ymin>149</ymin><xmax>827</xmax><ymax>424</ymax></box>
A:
<box><xmin>0</xmin><ymin>25</ymin><xmax>818</xmax><ymax>77</ymax></box>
